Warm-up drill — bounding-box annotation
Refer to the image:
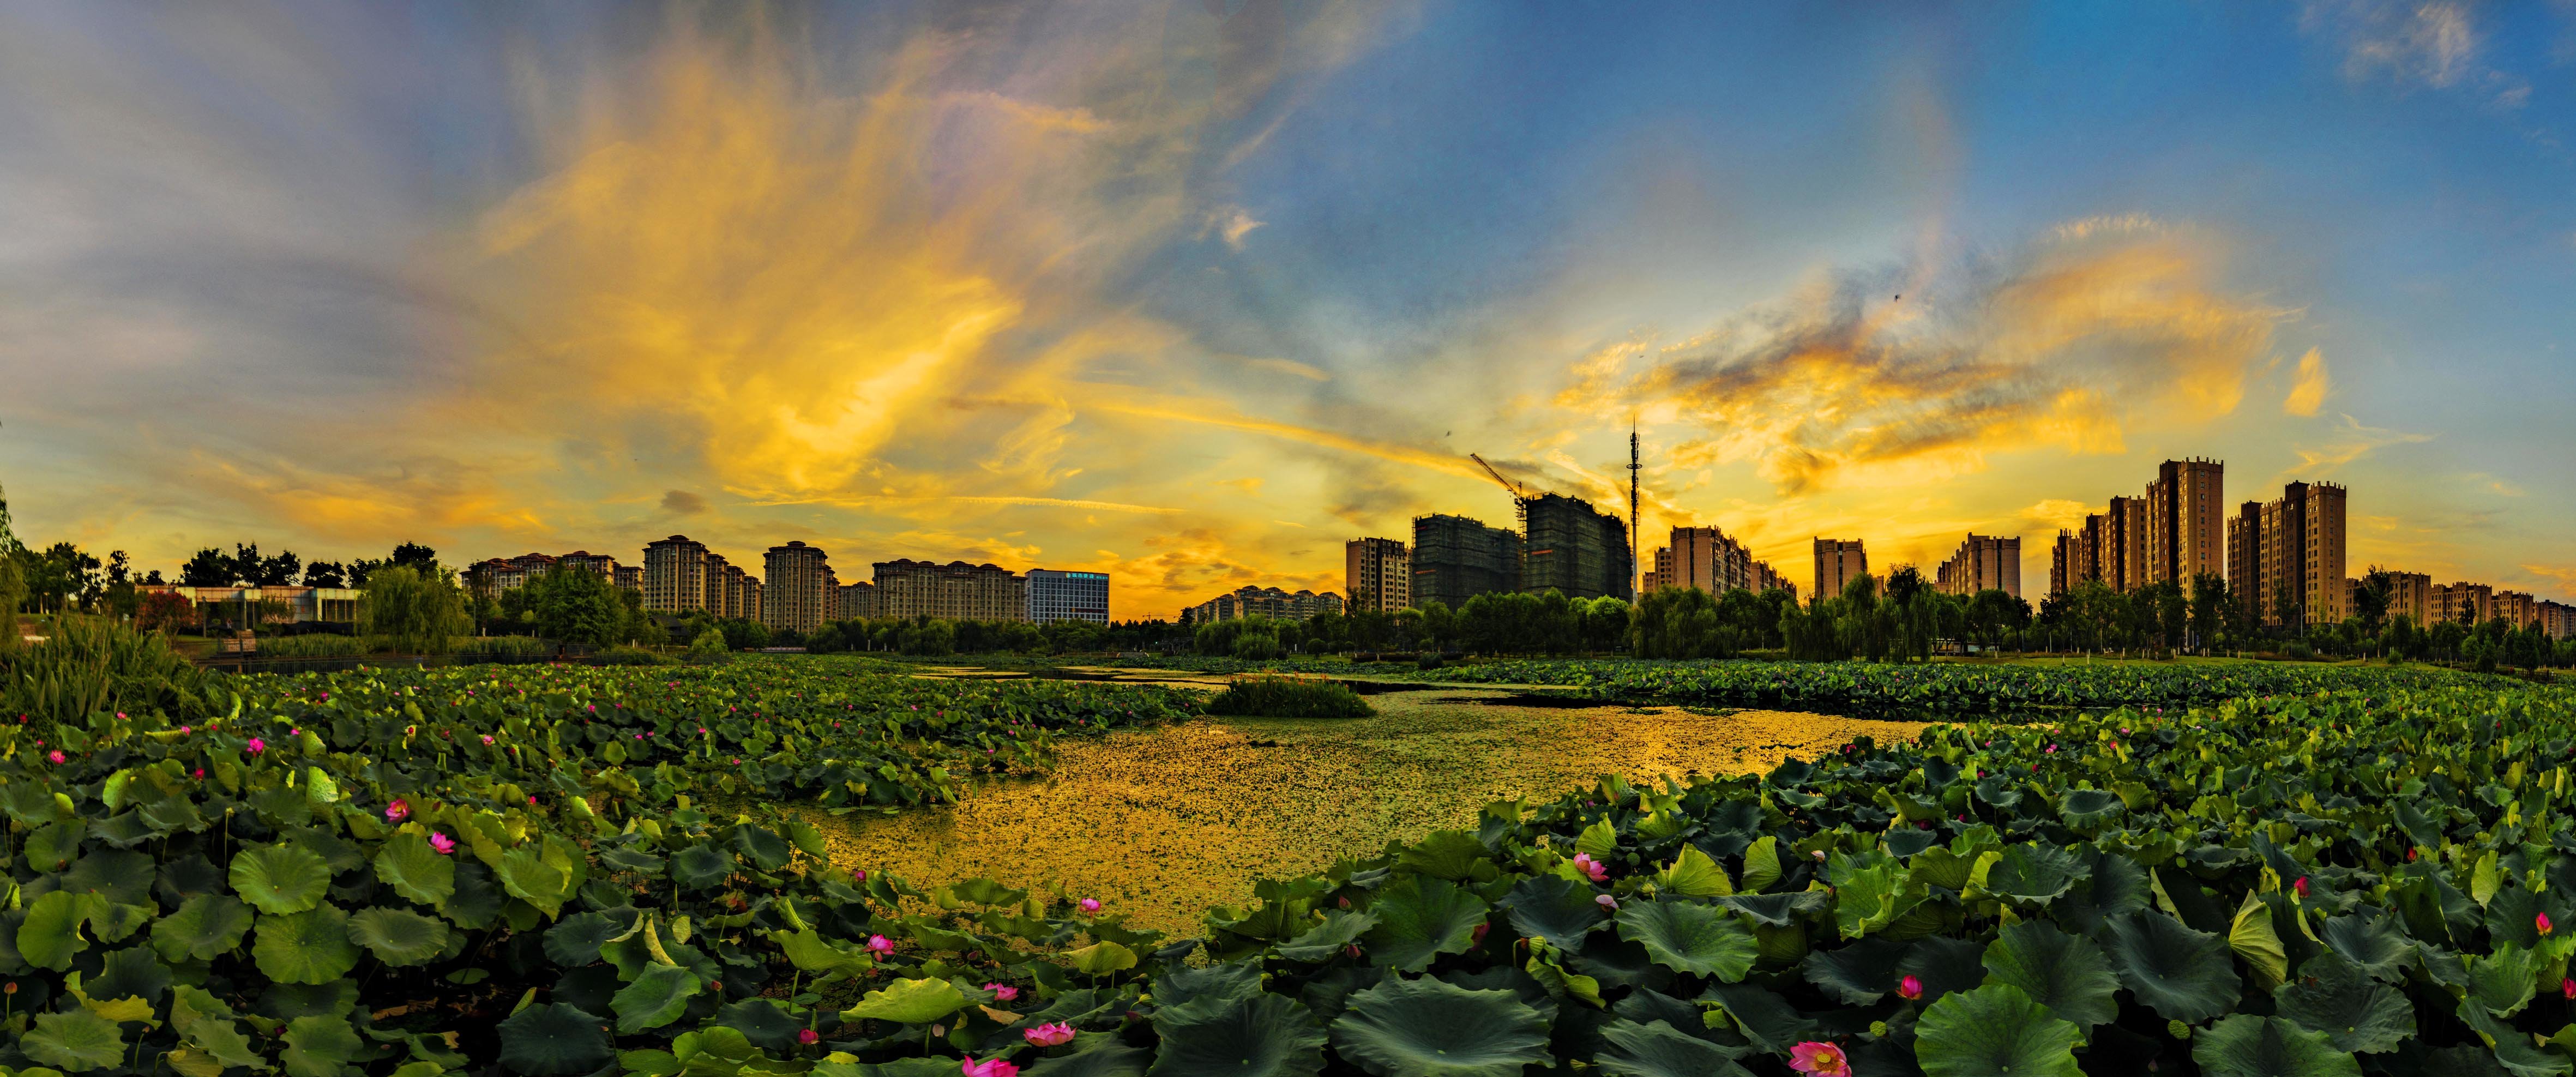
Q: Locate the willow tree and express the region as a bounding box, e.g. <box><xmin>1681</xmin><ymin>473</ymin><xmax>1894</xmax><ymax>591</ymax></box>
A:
<box><xmin>360</xmin><ymin>564</ymin><xmax>470</xmax><ymax>654</ymax></box>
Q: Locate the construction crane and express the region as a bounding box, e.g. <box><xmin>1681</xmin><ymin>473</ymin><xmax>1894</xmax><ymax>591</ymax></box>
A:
<box><xmin>1628</xmin><ymin>420</ymin><xmax>1642</xmax><ymax>599</ymax></box>
<box><xmin>1468</xmin><ymin>453</ymin><xmax>1533</xmax><ymax>530</ymax></box>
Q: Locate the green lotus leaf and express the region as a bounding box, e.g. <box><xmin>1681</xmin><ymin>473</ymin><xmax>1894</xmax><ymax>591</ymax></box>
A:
<box><xmin>2190</xmin><ymin>1015</ymin><xmax>2361</xmax><ymax>1077</ymax></box>
<box><xmin>543</xmin><ymin>910</ymin><xmax>628</xmax><ymax>967</ymax></box>
<box><xmin>1067</xmin><ymin>940</ymin><xmax>1140</xmax><ymax>975</ymax></box>
<box><xmin>348</xmin><ymin>907</ymin><xmax>451</xmax><ymax>967</ymax></box>
<box><xmin>1982</xmin><ymin>920</ymin><xmax>2121</xmax><ymax>1033</ymax></box>
<box><xmin>1146</xmin><ymin>992</ymin><xmax>1328</xmax><ymax>1077</ymax></box>
<box><xmin>1497</xmin><ymin>875</ymin><xmax>1607</xmax><ymax>954</ymax></box>
<box><xmin>2465</xmin><ymin>942</ymin><xmax>2541</xmax><ymax>1018</ymax></box>
<box><xmin>1697</xmin><ymin>982</ymin><xmax>1817</xmax><ymax>1054</ymax></box>
<box><xmin>281</xmin><ymin>1015</ymin><xmax>364</xmax><ymax>1077</ymax></box>
<box><xmin>1361</xmin><ymin>875</ymin><xmax>1490</xmax><ymax>974</ymax></box>
<box><xmin>497</xmin><ymin>846</ymin><xmax>571</xmax><ymax>917</ymax></box>
<box><xmin>152</xmin><ymin>893</ymin><xmax>253</xmax><ymax>963</ymax></box>
<box><xmin>1895</xmin><ymin>935</ymin><xmax>1991</xmax><ymax>1007</ymax></box>
<box><xmin>24</xmin><ymin>1008</ymin><xmax>127</xmax><ymax>1073</ymax></box>
<box><xmin>1394</xmin><ymin>830</ymin><xmax>1493</xmax><ymax>882</ymax></box>
<box><xmin>1591</xmin><ymin>1018</ymin><xmax>1753</xmax><ymax>1077</ymax></box>
<box><xmin>63</xmin><ymin>848</ymin><xmax>157</xmax><ymax>908</ymax></box>
<box><xmin>711</xmin><ymin>998</ymin><xmax>803</xmax><ymax>1056</ymax></box>
<box><xmin>1973</xmin><ymin>777</ymin><xmax>2024</xmax><ymax>810</ymax></box>
<box><xmin>2316</xmin><ymin>912</ymin><xmax>2413</xmax><ymax>982</ymax></box>
<box><xmin>2057</xmin><ymin>789</ymin><xmax>2126</xmax><ymax>830</ymax></box>
<box><xmin>1025</xmin><ymin>1034</ymin><xmax>1154</xmax><ymax>1076</ymax></box>
<box><xmin>373</xmin><ymin>833</ymin><xmax>456</xmax><ymax>907</ymax></box>
<box><xmin>611</xmin><ymin>963</ymin><xmax>702</xmax><ymax>1033</ymax></box>
<box><xmin>2228</xmin><ymin>890</ymin><xmax>2290</xmax><ymax>990</ymax></box>
<box><xmin>2273</xmin><ymin>953</ymin><xmax>2413</xmax><ymax>1055</ymax></box>
<box><xmin>171</xmin><ymin>985</ymin><xmax>266</xmax><ymax>1072</ymax></box>
<box><xmin>947</xmin><ymin>877</ymin><xmax>1030</xmax><ymax>907</ymax></box>
<box><xmin>2054</xmin><ymin>851</ymin><xmax>2152</xmax><ymax>935</ymax></box>
<box><xmin>729</xmin><ymin>826</ymin><xmax>792</xmax><ymax>873</ymax></box>
<box><xmin>232</xmin><ymin>844</ymin><xmax>332</xmax><ymax>916</ymax></box>
<box><xmin>254</xmin><ymin>906</ymin><xmax>362</xmax><ymax>985</ymax></box>
<box><xmin>26</xmin><ymin>818</ymin><xmax>85</xmax><ymax>871</ymax></box>
<box><xmin>2454</xmin><ymin>998</ymin><xmax>2572</xmax><ymax>1077</ymax></box>
<box><xmin>1656</xmin><ymin>845</ymin><xmax>1735</xmax><ymax>898</ymax></box>
<box><xmin>90</xmin><ymin>899</ymin><xmax>153</xmax><ymax>944</ymax></box>
<box><xmin>2102</xmin><ymin>911</ymin><xmax>2241</xmax><ymax>1024</ymax></box>
<box><xmin>1975</xmin><ymin>845</ymin><xmax>2086</xmax><ymax>908</ymax></box>
<box><xmin>1912</xmin><ymin>983</ymin><xmax>2084</xmax><ymax>1077</ymax></box>
<box><xmin>670</xmin><ymin>844</ymin><xmax>736</xmax><ymax>891</ymax></box>
<box><xmin>1327</xmin><ymin>976</ymin><xmax>1550</xmax><ymax>1077</ymax></box>
<box><xmin>496</xmin><ymin>1003</ymin><xmax>616</xmax><ymax>1076</ymax></box>
<box><xmin>842</xmin><ymin>976</ymin><xmax>967</xmax><ymax>1025</ymax></box>
<box><xmin>92</xmin><ymin>944</ymin><xmax>173</xmax><ymax>1003</ymax></box>
<box><xmin>21</xmin><ymin>889</ymin><xmax>99</xmax><ymax>970</ymax></box>
<box><xmin>1716</xmin><ymin>891</ymin><xmax>1828</xmax><ymax>926</ymax></box>
<box><xmin>1614</xmin><ymin>900</ymin><xmax>1757</xmax><ymax>980</ymax></box>
<box><xmin>1275</xmin><ymin>910</ymin><xmax>1380</xmax><ymax>963</ymax></box>
<box><xmin>1801</xmin><ymin>936</ymin><xmax>1910</xmax><ymax>1005</ymax></box>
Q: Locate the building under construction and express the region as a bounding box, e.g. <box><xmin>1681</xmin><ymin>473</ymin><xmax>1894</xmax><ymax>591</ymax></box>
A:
<box><xmin>1411</xmin><ymin>514</ymin><xmax>1521</xmax><ymax>610</ymax></box>
<box><xmin>1521</xmin><ymin>493</ymin><xmax>1632</xmax><ymax>601</ymax></box>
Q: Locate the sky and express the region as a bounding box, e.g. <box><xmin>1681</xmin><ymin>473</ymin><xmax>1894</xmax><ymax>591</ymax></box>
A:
<box><xmin>2</xmin><ymin>1</ymin><xmax>2571</xmax><ymax>619</ymax></box>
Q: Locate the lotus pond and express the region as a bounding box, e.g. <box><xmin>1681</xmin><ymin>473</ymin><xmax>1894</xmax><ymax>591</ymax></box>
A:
<box><xmin>817</xmin><ymin>687</ymin><xmax>1923</xmax><ymax>934</ymax></box>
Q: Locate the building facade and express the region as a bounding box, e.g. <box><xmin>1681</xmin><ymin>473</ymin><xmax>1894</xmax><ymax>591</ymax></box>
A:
<box><xmin>2227</xmin><ymin>504</ymin><xmax>2263</xmax><ymax>622</ymax></box>
<box><xmin>2144</xmin><ymin>458</ymin><xmax>2225</xmax><ymax>590</ymax></box>
<box><xmin>2382</xmin><ymin>570</ymin><xmax>2434</xmax><ymax>626</ymax></box>
<box><xmin>2541</xmin><ymin>600</ymin><xmax>2575</xmax><ymax>641</ymax></box>
<box><xmin>839</xmin><ymin>581</ymin><xmax>881</xmax><ymax>619</ymax></box>
<box><xmin>1935</xmin><ymin>534</ymin><xmax>2023</xmax><ymax>599</ymax></box>
<box><xmin>2432</xmin><ymin>582</ymin><xmax>2494</xmax><ymax>626</ymax></box>
<box><xmin>1643</xmin><ymin>526</ymin><xmax>1793</xmax><ymax>598</ymax></box>
<box><xmin>874</xmin><ymin>559</ymin><xmax>1027</xmax><ymax>621</ymax></box>
<box><xmin>612</xmin><ymin>565</ymin><xmax>642</xmax><ymax>593</ymax></box>
<box><xmin>1027</xmin><ymin>569</ymin><xmax>1110</xmax><ymax>624</ymax></box>
<box><xmin>2248</xmin><ymin>480</ymin><xmax>2348</xmax><ymax>628</ymax></box>
<box><xmin>1411</xmin><ymin>514</ymin><xmax>1520</xmax><ymax>611</ymax></box>
<box><xmin>1182</xmin><ymin>586</ymin><xmax>1345</xmax><ymax>624</ymax></box>
<box><xmin>1520</xmin><ymin>494</ymin><xmax>1631</xmax><ymax>600</ymax></box>
<box><xmin>1813</xmin><ymin>539</ymin><xmax>1868</xmax><ymax>600</ymax></box>
<box><xmin>643</xmin><ymin>536</ymin><xmax>712</xmax><ymax>613</ymax></box>
<box><xmin>1344</xmin><ymin>538</ymin><xmax>1411</xmax><ymax>613</ymax></box>
<box><xmin>762</xmin><ymin>541</ymin><xmax>835</xmax><ymax>635</ymax></box>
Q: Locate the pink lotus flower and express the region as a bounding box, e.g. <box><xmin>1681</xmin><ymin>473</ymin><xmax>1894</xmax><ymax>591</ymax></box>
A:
<box><xmin>986</xmin><ymin>983</ymin><xmax>1018</xmax><ymax>1002</ymax></box>
<box><xmin>851</xmin><ymin>868</ymin><xmax>869</xmax><ymax>883</ymax></box>
<box><xmin>386</xmin><ymin>799</ymin><xmax>410</xmax><ymax>822</ymax></box>
<box><xmin>1023</xmin><ymin>1022</ymin><xmax>1076</xmax><ymax>1047</ymax></box>
<box><xmin>1596</xmin><ymin>894</ymin><xmax>1618</xmax><ymax>910</ymax></box>
<box><xmin>428</xmin><ymin>833</ymin><xmax>456</xmax><ymax>855</ymax></box>
<box><xmin>47</xmin><ymin>750</ymin><xmax>66</xmax><ymax>765</ymax></box>
<box><xmin>192</xmin><ymin>768</ymin><xmax>205</xmax><ymax>779</ymax></box>
<box><xmin>1571</xmin><ymin>853</ymin><xmax>1609</xmax><ymax>882</ymax></box>
<box><xmin>1897</xmin><ymin>975</ymin><xmax>1923</xmax><ymax>1001</ymax></box>
<box><xmin>865</xmin><ymin>935</ymin><xmax>894</xmax><ymax>955</ymax></box>
<box><xmin>480</xmin><ymin>735</ymin><xmax>495</xmax><ymax>745</ymax></box>
<box><xmin>2542</xmin><ymin>913</ymin><xmax>2556</xmax><ymax>936</ymax></box>
<box><xmin>2292</xmin><ymin>877</ymin><xmax>2309</xmax><ymax>898</ymax></box>
<box><xmin>245</xmin><ymin>738</ymin><xmax>266</xmax><ymax>755</ymax></box>
<box><xmin>1078</xmin><ymin>898</ymin><xmax>1102</xmax><ymax>913</ymax></box>
<box><xmin>2563</xmin><ymin>978</ymin><xmax>2574</xmax><ymax>1001</ymax></box>
<box><xmin>796</xmin><ymin>1028</ymin><xmax>818</xmax><ymax>1045</ymax></box>
<box><xmin>178</xmin><ymin>726</ymin><xmax>191</xmax><ymax>734</ymax></box>
<box><xmin>960</xmin><ymin>1060</ymin><xmax>1017</xmax><ymax>1077</ymax></box>
<box><xmin>1788</xmin><ymin>1041</ymin><xmax>1850</xmax><ymax>1076</ymax></box>
<box><xmin>1470</xmin><ymin>923</ymin><xmax>1489</xmax><ymax>947</ymax></box>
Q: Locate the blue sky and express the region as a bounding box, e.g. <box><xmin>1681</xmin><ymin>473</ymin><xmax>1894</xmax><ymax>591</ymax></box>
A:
<box><xmin>1</xmin><ymin>1</ymin><xmax>2569</xmax><ymax>615</ymax></box>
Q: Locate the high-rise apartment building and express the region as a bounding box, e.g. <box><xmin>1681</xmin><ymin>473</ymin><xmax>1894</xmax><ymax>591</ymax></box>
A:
<box><xmin>1345</xmin><ymin>538</ymin><xmax>1411</xmax><ymax>613</ymax></box>
<box><xmin>1182</xmin><ymin>586</ymin><xmax>1344</xmax><ymax>624</ymax></box>
<box><xmin>2227</xmin><ymin>503</ymin><xmax>2263</xmax><ymax>623</ymax></box>
<box><xmin>2495</xmin><ymin>590</ymin><xmax>2538</xmax><ymax>630</ymax></box>
<box><xmin>1813</xmin><ymin>539</ymin><xmax>1868</xmax><ymax>600</ymax></box>
<box><xmin>2432</xmin><ymin>582</ymin><xmax>2494</xmax><ymax>626</ymax></box>
<box><xmin>1027</xmin><ymin>569</ymin><xmax>1110</xmax><ymax>624</ymax></box>
<box><xmin>2050</xmin><ymin>530</ymin><xmax>2075</xmax><ymax>597</ymax></box>
<box><xmin>612</xmin><ymin>565</ymin><xmax>642</xmax><ymax>593</ymax></box>
<box><xmin>2103</xmin><ymin>497</ymin><xmax>2145</xmax><ymax>592</ymax></box>
<box><xmin>2248</xmin><ymin>480</ymin><xmax>2346</xmax><ymax>628</ymax></box>
<box><xmin>1935</xmin><ymin>534</ymin><xmax>2023</xmax><ymax>599</ymax></box>
<box><xmin>874</xmin><ymin>560</ymin><xmax>1027</xmax><ymax>621</ymax></box>
<box><xmin>1521</xmin><ymin>494</ymin><xmax>1631</xmax><ymax>600</ymax></box>
<box><xmin>1644</xmin><ymin>526</ymin><xmax>1793</xmax><ymax>598</ymax></box>
<box><xmin>2380</xmin><ymin>571</ymin><xmax>2434</xmax><ymax>626</ymax></box>
<box><xmin>2144</xmin><ymin>459</ymin><xmax>2225</xmax><ymax>590</ymax></box>
<box><xmin>2540</xmin><ymin>600</ymin><xmax>2575</xmax><ymax>641</ymax></box>
<box><xmin>762</xmin><ymin>541</ymin><xmax>835</xmax><ymax>635</ymax></box>
<box><xmin>1412</xmin><ymin>514</ymin><xmax>1520</xmax><ymax>611</ymax></box>
<box><xmin>839</xmin><ymin>581</ymin><xmax>881</xmax><ymax>619</ymax></box>
<box><xmin>643</xmin><ymin>536</ymin><xmax>711</xmax><ymax>613</ymax></box>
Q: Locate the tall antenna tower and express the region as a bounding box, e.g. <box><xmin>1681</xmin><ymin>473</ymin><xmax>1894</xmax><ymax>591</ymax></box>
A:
<box><xmin>1627</xmin><ymin>419</ymin><xmax>1641</xmax><ymax>599</ymax></box>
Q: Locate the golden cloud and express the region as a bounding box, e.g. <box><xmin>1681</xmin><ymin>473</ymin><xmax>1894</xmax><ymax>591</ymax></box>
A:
<box><xmin>1564</xmin><ymin>224</ymin><xmax>2298</xmax><ymax>495</ymax></box>
<box><xmin>2284</xmin><ymin>347</ymin><xmax>2331</xmax><ymax>416</ymax></box>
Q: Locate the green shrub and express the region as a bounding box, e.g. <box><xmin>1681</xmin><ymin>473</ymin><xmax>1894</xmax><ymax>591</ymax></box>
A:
<box><xmin>683</xmin><ymin>625</ymin><xmax>732</xmax><ymax>664</ymax></box>
<box><xmin>456</xmin><ymin>634</ymin><xmax>551</xmax><ymax>657</ymax></box>
<box><xmin>591</xmin><ymin>645</ymin><xmax>673</xmax><ymax>665</ymax></box>
<box><xmin>250</xmin><ymin>632</ymin><xmax>370</xmax><ymax>657</ymax></box>
<box><xmin>0</xmin><ymin>616</ymin><xmax>221</xmax><ymax>728</ymax></box>
<box><xmin>1207</xmin><ymin>675</ymin><xmax>1373</xmax><ymax>717</ymax></box>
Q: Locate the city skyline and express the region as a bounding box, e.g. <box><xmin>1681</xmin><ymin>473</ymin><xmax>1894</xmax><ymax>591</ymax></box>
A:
<box><xmin>3</xmin><ymin>3</ymin><xmax>2572</xmax><ymax>620</ymax></box>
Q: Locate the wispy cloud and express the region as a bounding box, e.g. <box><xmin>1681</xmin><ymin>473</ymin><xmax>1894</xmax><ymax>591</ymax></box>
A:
<box><xmin>2283</xmin><ymin>347</ymin><xmax>2331</xmax><ymax>416</ymax></box>
<box><xmin>1561</xmin><ymin>222</ymin><xmax>2297</xmax><ymax>495</ymax></box>
<box><xmin>2304</xmin><ymin>0</ymin><xmax>2532</xmax><ymax>107</ymax></box>
<box><xmin>2286</xmin><ymin>413</ymin><xmax>2436</xmax><ymax>474</ymax></box>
